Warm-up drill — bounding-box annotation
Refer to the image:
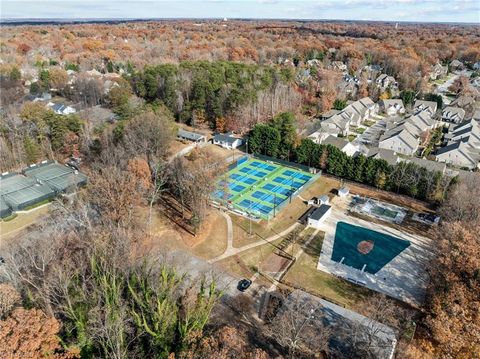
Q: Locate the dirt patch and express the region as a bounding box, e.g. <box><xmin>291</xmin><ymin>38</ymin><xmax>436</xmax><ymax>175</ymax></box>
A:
<box><xmin>259</xmin><ymin>252</ymin><xmax>292</xmax><ymax>275</ymax></box>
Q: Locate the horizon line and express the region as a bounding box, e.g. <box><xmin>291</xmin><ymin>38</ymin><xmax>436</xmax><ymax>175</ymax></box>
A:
<box><xmin>1</xmin><ymin>17</ymin><xmax>478</xmax><ymax>25</ymax></box>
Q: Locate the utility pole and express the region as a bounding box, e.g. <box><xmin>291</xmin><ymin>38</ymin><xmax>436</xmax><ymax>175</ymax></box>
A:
<box><xmin>249</xmin><ymin>202</ymin><xmax>252</xmax><ymax>236</ymax></box>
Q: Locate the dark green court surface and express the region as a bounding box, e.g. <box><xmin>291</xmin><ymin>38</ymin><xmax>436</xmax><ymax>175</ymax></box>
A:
<box><xmin>331</xmin><ymin>221</ymin><xmax>410</xmax><ymax>274</ymax></box>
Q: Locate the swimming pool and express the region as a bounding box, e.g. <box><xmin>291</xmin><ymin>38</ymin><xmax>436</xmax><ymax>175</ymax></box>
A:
<box><xmin>331</xmin><ymin>221</ymin><xmax>410</xmax><ymax>274</ymax></box>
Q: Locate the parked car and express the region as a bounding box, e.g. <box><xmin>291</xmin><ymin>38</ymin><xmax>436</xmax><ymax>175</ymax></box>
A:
<box><xmin>237</xmin><ymin>279</ymin><xmax>252</xmax><ymax>292</ymax></box>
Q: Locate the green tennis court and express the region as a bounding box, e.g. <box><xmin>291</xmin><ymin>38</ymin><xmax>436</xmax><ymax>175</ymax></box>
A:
<box><xmin>212</xmin><ymin>157</ymin><xmax>316</xmax><ymax>219</ymax></box>
<box><xmin>331</xmin><ymin>221</ymin><xmax>411</xmax><ymax>274</ymax></box>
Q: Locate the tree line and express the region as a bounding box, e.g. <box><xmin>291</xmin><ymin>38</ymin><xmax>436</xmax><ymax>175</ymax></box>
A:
<box><xmin>129</xmin><ymin>61</ymin><xmax>297</xmax><ymax>131</ymax></box>
<box><xmin>249</xmin><ymin>114</ymin><xmax>452</xmax><ymax>203</ymax></box>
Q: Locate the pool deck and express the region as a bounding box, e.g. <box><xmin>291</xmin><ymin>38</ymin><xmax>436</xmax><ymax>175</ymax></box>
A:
<box><xmin>317</xmin><ymin>195</ymin><xmax>432</xmax><ymax>307</ymax></box>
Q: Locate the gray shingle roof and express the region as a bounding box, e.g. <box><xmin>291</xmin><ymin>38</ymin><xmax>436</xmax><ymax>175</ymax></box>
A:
<box><xmin>178</xmin><ymin>128</ymin><xmax>205</xmax><ymax>141</ymax></box>
<box><xmin>309</xmin><ymin>204</ymin><xmax>331</xmax><ymax>220</ymax></box>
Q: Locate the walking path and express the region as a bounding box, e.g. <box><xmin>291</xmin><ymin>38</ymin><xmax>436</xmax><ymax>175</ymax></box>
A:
<box><xmin>209</xmin><ymin>222</ymin><xmax>300</xmax><ymax>263</ymax></box>
<box><xmin>219</xmin><ymin>210</ymin><xmax>233</xmax><ymax>251</ymax></box>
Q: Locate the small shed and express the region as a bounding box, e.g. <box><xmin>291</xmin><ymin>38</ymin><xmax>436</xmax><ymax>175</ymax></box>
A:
<box><xmin>318</xmin><ymin>194</ymin><xmax>329</xmax><ymax>205</ymax></box>
<box><xmin>307</xmin><ymin>204</ymin><xmax>332</xmax><ymax>229</ymax></box>
<box><xmin>338</xmin><ymin>187</ymin><xmax>350</xmax><ymax>197</ymax></box>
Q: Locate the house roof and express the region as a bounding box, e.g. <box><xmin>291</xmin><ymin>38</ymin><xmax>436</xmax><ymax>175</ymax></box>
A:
<box><xmin>451</xmin><ymin>96</ymin><xmax>475</xmax><ymax>108</ymax></box>
<box><xmin>380</xmin><ymin>99</ymin><xmax>404</xmax><ymax>109</ymax></box>
<box><xmin>213</xmin><ymin>133</ymin><xmax>241</xmax><ymax>144</ymax></box>
<box><xmin>344</xmin><ymin>97</ymin><xmax>375</xmax><ymax>118</ymax></box>
<box><xmin>414</xmin><ymin>100</ymin><xmax>437</xmax><ymax>114</ymax></box>
<box><xmin>408</xmin><ymin>157</ymin><xmax>446</xmax><ymax>173</ymax></box>
<box><xmin>309</xmin><ymin>204</ymin><xmax>331</xmax><ymax>220</ymax></box>
<box><xmin>436</xmin><ymin>140</ymin><xmax>479</xmax><ymax>166</ymax></box>
<box><xmin>367</xmin><ymin>148</ymin><xmax>399</xmax><ymax>166</ymax></box>
<box><xmin>178</xmin><ymin>128</ymin><xmax>205</xmax><ymax>141</ymax></box>
<box><xmin>322</xmin><ymin>135</ymin><xmax>350</xmax><ymax>150</ymax></box>
<box><xmin>442</xmin><ymin>106</ymin><xmax>466</xmax><ymax>121</ymax></box>
<box><xmin>380</xmin><ymin>127</ymin><xmax>419</xmax><ymax>150</ymax></box>
<box><xmin>473</xmin><ymin>110</ymin><xmax>480</xmax><ymax>121</ymax></box>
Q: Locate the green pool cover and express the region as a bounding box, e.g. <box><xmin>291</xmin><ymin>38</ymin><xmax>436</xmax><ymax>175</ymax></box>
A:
<box><xmin>331</xmin><ymin>221</ymin><xmax>410</xmax><ymax>274</ymax></box>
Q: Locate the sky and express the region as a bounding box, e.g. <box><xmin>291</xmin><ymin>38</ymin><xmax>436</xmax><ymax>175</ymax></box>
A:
<box><xmin>1</xmin><ymin>0</ymin><xmax>479</xmax><ymax>23</ymax></box>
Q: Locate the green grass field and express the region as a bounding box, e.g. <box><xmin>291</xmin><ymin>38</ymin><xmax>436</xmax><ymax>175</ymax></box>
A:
<box><xmin>213</xmin><ymin>158</ymin><xmax>317</xmax><ymax>220</ymax></box>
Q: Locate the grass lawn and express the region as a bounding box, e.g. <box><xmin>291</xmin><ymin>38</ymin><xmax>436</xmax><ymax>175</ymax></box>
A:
<box><xmin>0</xmin><ymin>205</ymin><xmax>51</xmax><ymax>242</ymax></box>
<box><xmin>283</xmin><ymin>232</ymin><xmax>372</xmax><ymax>309</ymax></box>
<box><xmin>354</xmin><ymin>127</ymin><xmax>366</xmax><ymax>134</ymax></box>
<box><xmin>347</xmin><ymin>134</ymin><xmax>357</xmax><ymax>142</ymax></box>
<box><xmin>191</xmin><ymin>210</ymin><xmax>228</xmax><ymax>259</ymax></box>
<box><xmin>217</xmin><ymin>238</ymin><xmax>285</xmax><ymax>286</ymax></box>
<box><xmin>230</xmin><ymin>176</ymin><xmax>340</xmax><ymax>247</ymax></box>
<box><xmin>363</xmin><ymin>120</ymin><xmax>376</xmax><ymax>127</ymax></box>
<box><xmin>137</xmin><ymin>206</ymin><xmax>228</xmax><ymax>260</ymax></box>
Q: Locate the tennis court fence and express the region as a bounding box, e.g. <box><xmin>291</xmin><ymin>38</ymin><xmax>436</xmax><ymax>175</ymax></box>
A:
<box><xmin>252</xmin><ymin>153</ymin><xmax>318</xmax><ymax>174</ymax></box>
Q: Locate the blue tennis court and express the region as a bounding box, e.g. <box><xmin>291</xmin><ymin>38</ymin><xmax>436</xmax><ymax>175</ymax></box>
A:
<box><xmin>238</xmin><ymin>199</ymin><xmax>272</xmax><ymax>215</ymax></box>
<box><xmin>272</xmin><ymin>176</ymin><xmax>305</xmax><ymax>189</ymax></box>
<box><xmin>230</xmin><ymin>184</ymin><xmax>246</xmax><ymax>192</ymax></box>
<box><xmin>283</xmin><ymin>169</ymin><xmax>312</xmax><ymax>182</ymax></box>
<box><xmin>251</xmin><ymin>190</ymin><xmax>285</xmax><ymax>205</ymax></box>
<box><xmin>250</xmin><ymin>161</ymin><xmax>277</xmax><ymax>171</ymax></box>
<box><xmin>262</xmin><ymin>183</ymin><xmax>292</xmax><ymax>196</ymax></box>
<box><xmin>212</xmin><ymin>157</ymin><xmax>317</xmax><ymax>219</ymax></box>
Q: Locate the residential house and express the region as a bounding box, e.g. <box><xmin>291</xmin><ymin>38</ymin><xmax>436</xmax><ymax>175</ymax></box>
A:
<box><xmin>320</xmin><ymin>97</ymin><xmax>378</xmax><ymax>136</ymax></box>
<box><xmin>359</xmin><ymin>64</ymin><xmax>382</xmax><ymax>81</ymax></box>
<box><xmin>213</xmin><ymin>132</ymin><xmax>243</xmax><ymax>149</ymax></box>
<box><xmin>330</xmin><ymin>61</ymin><xmax>347</xmax><ymax>72</ymax></box>
<box><xmin>321</xmin><ymin>111</ymin><xmax>352</xmax><ymax>136</ymax></box>
<box><xmin>445</xmin><ymin>119</ymin><xmax>480</xmax><ymax>147</ymax></box>
<box><xmin>429</xmin><ymin>62</ymin><xmax>448</xmax><ymax>80</ymax></box>
<box><xmin>307</xmin><ymin>130</ymin><xmax>330</xmax><ymax>144</ymax></box>
<box><xmin>451</xmin><ymin>95</ymin><xmax>475</xmax><ymax>108</ymax></box>
<box><xmin>322</xmin><ymin>135</ymin><xmax>360</xmax><ymax>157</ymax></box>
<box><xmin>436</xmin><ymin>119</ymin><xmax>480</xmax><ymax>169</ymax></box>
<box><xmin>413</xmin><ymin>100</ymin><xmax>438</xmax><ymax>116</ymax></box>
<box><xmin>450</xmin><ymin>59</ymin><xmax>464</xmax><ymax>71</ymax></box>
<box><xmin>343</xmin><ymin>97</ymin><xmax>378</xmax><ymax>126</ymax></box>
<box><xmin>407</xmin><ymin>157</ymin><xmax>446</xmax><ymax>174</ymax></box>
<box><xmin>376</xmin><ymin>74</ymin><xmax>398</xmax><ymax>89</ymax></box>
<box><xmin>442</xmin><ymin>106</ymin><xmax>466</xmax><ymax>124</ymax></box>
<box><xmin>320</xmin><ymin>109</ymin><xmax>341</xmax><ymax>120</ymax></box>
<box><xmin>473</xmin><ymin>110</ymin><xmax>480</xmax><ymax>121</ymax></box>
<box><xmin>48</xmin><ymin>102</ymin><xmax>76</xmax><ymax>115</ymax></box>
<box><xmin>435</xmin><ymin>140</ymin><xmax>479</xmax><ymax>169</ymax></box>
<box><xmin>379</xmin><ymin>126</ymin><xmax>419</xmax><ymax>156</ymax></box>
<box><xmin>367</xmin><ymin>148</ymin><xmax>399</xmax><ymax>166</ymax></box>
<box><xmin>177</xmin><ymin>128</ymin><xmax>206</xmax><ymax>143</ymax></box>
<box><xmin>380</xmin><ymin>99</ymin><xmax>405</xmax><ymax>116</ymax></box>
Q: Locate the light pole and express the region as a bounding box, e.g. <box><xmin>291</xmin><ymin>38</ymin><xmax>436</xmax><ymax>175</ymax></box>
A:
<box><xmin>273</xmin><ymin>192</ymin><xmax>277</xmax><ymax>218</ymax></box>
<box><xmin>249</xmin><ymin>202</ymin><xmax>252</xmax><ymax>236</ymax></box>
<box><xmin>289</xmin><ymin>175</ymin><xmax>294</xmax><ymax>203</ymax></box>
